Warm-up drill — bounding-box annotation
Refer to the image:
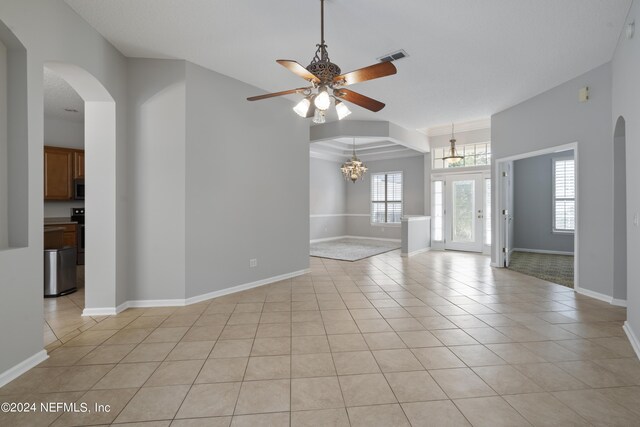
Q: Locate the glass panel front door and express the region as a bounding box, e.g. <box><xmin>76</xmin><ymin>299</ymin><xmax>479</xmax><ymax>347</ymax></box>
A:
<box><xmin>451</xmin><ymin>180</ymin><xmax>475</xmax><ymax>243</ymax></box>
<box><xmin>444</xmin><ymin>174</ymin><xmax>485</xmax><ymax>252</ymax></box>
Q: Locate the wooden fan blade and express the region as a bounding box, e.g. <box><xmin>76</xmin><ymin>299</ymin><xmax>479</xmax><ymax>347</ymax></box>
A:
<box><xmin>276</xmin><ymin>60</ymin><xmax>320</xmax><ymax>83</ymax></box>
<box><xmin>247</xmin><ymin>87</ymin><xmax>311</xmax><ymax>101</ymax></box>
<box><xmin>334</xmin><ymin>88</ymin><xmax>385</xmax><ymax>112</ymax></box>
<box><xmin>333</xmin><ymin>61</ymin><xmax>397</xmax><ymax>86</ymax></box>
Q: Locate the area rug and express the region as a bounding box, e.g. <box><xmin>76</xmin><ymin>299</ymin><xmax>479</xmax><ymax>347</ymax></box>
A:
<box><xmin>508</xmin><ymin>251</ymin><xmax>574</xmax><ymax>288</ymax></box>
<box><xmin>310</xmin><ymin>238</ymin><xmax>400</xmax><ymax>262</ymax></box>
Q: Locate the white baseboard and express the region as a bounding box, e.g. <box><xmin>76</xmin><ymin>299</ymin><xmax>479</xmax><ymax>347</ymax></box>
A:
<box><xmin>611</xmin><ymin>298</ymin><xmax>628</xmax><ymax>307</ymax></box>
<box><xmin>343</xmin><ymin>235</ymin><xmax>401</xmax><ymax>243</ymax></box>
<box><xmin>85</xmin><ymin>269</ymin><xmax>311</xmax><ymax>316</ymax></box>
<box><xmin>512</xmin><ymin>248</ymin><xmax>574</xmax><ymax>256</ymax></box>
<box><xmin>0</xmin><ymin>350</ymin><xmax>48</xmax><ymax>388</ymax></box>
<box><xmin>623</xmin><ymin>321</ymin><xmax>640</xmax><ymax>360</ymax></box>
<box><xmin>82</xmin><ymin>307</ymin><xmax>118</xmax><ymax>317</ymax></box>
<box><xmin>185</xmin><ymin>269</ymin><xmax>310</xmax><ymax>305</ymax></box>
<box><xmin>574</xmin><ymin>286</ymin><xmax>612</xmax><ymax>303</ymax></box>
<box><xmin>310</xmin><ymin>235</ymin><xmax>348</xmax><ymax>244</ymax></box>
<box><xmin>401</xmin><ymin>247</ymin><xmax>431</xmax><ymax>257</ymax></box>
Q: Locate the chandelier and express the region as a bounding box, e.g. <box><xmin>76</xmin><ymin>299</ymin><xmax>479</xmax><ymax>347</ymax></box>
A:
<box><xmin>341</xmin><ymin>138</ymin><xmax>368</xmax><ymax>183</ymax></box>
<box><xmin>442</xmin><ymin>123</ymin><xmax>464</xmax><ymax>165</ymax></box>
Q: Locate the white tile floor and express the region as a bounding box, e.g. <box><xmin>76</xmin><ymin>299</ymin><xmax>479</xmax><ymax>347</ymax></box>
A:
<box><xmin>2</xmin><ymin>249</ymin><xmax>638</xmax><ymax>426</ymax></box>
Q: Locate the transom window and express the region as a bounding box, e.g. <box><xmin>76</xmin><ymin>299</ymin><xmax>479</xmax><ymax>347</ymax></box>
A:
<box><xmin>371</xmin><ymin>172</ymin><xmax>402</xmax><ymax>224</ymax></box>
<box><xmin>432</xmin><ymin>142</ymin><xmax>491</xmax><ymax>169</ymax></box>
<box><xmin>553</xmin><ymin>158</ymin><xmax>575</xmax><ymax>232</ymax></box>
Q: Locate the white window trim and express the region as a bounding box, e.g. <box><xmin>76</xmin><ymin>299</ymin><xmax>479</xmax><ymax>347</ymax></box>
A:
<box><xmin>432</xmin><ymin>141</ymin><xmax>492</xmax><ymax>170</ymax></box>
<box><xmin>552</xmin><ymin>156</ymin><xmax>575</xmax><ymax>234</ymax></box>
<box><xmin>370</xmin><ymin>171</ymin><xmax>404</xmax><ymax>225</ymax></box>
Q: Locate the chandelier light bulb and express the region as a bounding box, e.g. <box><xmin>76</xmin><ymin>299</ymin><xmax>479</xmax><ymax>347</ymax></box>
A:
<box><xmin>293</xmin><ymin>98</ymin><xmax>311</xmax><ymax>117</ymax></box>
<box><xmin>313</xmin><ymin>108</ymin><xmax>326</xmax><ymax>124</ymax></box>
<box><xmin>335</xmin><ymin>100</ymin><xmax>352</xmax><ymax>120</ymax></box>
<box><xmin>314</xmin><ymin>88</ymin><xmax>331</xmax><ymax>111</ymax></box>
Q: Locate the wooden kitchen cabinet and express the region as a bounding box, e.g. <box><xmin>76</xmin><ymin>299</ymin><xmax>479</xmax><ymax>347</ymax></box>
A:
<box><xmin>43</xmin><ymin>223</ymin><xmax>77</xmax><ymax>248</ymax></box>
<box><xmin>73</xmin><ymin>150</ymin><xmax>85</xmax><ymax>179</ymax></box>
<box><xmin>44</xmin><ymin>146</ymin><xmax>85</xmax><ymax>200</ymax></box>
<box><xmin>59</xmin><ymin>224</ymin><xmax>77</xmax><ymax>248</ymax></box>
<box><xmin>44</xmin><ymin>146</ymin><xmax>74</xmax><ymax>200</ymax></box>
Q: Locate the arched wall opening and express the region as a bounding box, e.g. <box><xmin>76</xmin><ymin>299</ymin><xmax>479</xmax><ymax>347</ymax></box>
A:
<box><xmin>613</xmin><ymin>115</ymin><xmax>627</xmax><ymax>303</ymax></box>
<box><xmin>43</xmin><ymin>62</ymin><xmax>117</xmax><ymax>314</ymax></box>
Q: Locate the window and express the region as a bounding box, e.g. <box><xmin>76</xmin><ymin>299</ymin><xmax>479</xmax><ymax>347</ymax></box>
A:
<box><xmin>553</xmin><ymin>158</ymin><xmax>575</xmax><ymax>232</ymax></box>
<box><xmin>433</xmin><ymin>180</ymin><xmax>444</xmax><ymax>241</ymax></box>
<box><xmin>432</xmin><ymin>142</ymin><xmax>491</xmax><ymax>169</ymax></box>
<box><xmin>371</xmin><ymin>172</ymin><xmax>402</xmax><ymax>224</ymax></box>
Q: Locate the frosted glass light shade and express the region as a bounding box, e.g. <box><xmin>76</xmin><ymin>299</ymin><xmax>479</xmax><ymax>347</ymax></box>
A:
<box><xmin>314</xmin><ymin>89</ymin><xmax>331</xmax><ymax>111</ymax></box>
<box><xmin>335</xmin><ymin>100</ymin><xmax>351</xmax><ymax>120</ymax></box>
<box><xmin>293</xmin><ymin>98</ymin><xmax>311</xmax><ymax>117</ymax></box>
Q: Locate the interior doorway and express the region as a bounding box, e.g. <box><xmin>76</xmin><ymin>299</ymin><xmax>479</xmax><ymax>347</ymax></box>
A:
<box><xmin>613</xmin><ymin>116</ymin><xmax>627</xmax><ymax>304</ymax></box>
<box><xmin>41</xmin><ymin>62</ymin><xmax>118</xmax><ymax>327</ymax></box>
<box><xmin>495</xmin><ymin>143</ymin><xmax>578</xmax><ymax>288</ymax></box>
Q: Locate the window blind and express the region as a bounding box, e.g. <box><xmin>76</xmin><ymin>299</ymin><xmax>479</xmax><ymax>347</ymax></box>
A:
<box><xmin>371</xmin><ymin>172</ymin><xmax>403</xmax><ymax>224</ymax></box>
<box><xmin>554</xmin><ymin>159</ymin><xmax>575</xmax><ymax>231</ymax></box>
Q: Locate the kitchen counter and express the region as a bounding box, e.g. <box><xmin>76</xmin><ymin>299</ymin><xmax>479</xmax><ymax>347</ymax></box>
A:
<box><xmin>44</xmin><ymin>217</ymin><xmax>78</xmax><ymax>225</ymax></box>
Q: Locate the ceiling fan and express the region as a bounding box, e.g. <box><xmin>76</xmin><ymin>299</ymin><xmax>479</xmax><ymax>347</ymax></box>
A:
<box><xmin>247</xmin><ymin>0</ymin><xmax>397</xmax><ymax>124</ymax></box>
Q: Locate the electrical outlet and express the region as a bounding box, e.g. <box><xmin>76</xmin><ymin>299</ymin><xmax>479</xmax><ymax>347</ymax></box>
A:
<box><xmin>634</xmin><ymin>213</ymin><xmax>639</xmax><ymax>227</ymax></box>
<box><xmin>249</xmin><ymin>258</ymin><xmax>257</xmax><ymax>268</ymax></box>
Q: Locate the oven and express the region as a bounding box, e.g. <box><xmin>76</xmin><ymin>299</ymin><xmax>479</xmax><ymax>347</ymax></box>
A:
<box><xmin>71</xmin><ymin>208</ymin><xmax>85</xmax><ymax>265</ymax></box>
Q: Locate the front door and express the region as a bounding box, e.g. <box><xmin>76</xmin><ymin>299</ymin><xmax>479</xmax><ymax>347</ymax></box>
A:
<box><xmin>445</xmin><ymin>174</ymin><xmax>484</xmax><ymax>252</ymax></box>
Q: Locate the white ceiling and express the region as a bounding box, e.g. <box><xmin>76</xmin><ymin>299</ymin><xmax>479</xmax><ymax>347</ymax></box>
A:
<box><xmin>43</xmin><ymin>67</ymin><xmax>84</xmax><ymax>122</ymax></box>
<box><xmin>64</xmin><ymin>0</ymin><xmax>630</xmax><ymax>131</ymax></box>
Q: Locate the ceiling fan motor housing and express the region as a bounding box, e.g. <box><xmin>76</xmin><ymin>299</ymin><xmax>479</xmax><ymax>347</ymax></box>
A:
<box><xmin>307</xmin><ymin>60</ymin><xmax>341</xmax><ymax>84</ymax></box>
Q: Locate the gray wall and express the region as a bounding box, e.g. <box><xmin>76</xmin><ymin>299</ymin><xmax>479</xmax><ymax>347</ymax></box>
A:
<box><xmin>44</xmin><ymin>116</ymin><xmax>83</xmax><ymax>149</ymax></box>
<box><xmin>492</xmin><ymin>62</ymin><xmax>613</xmax><ymax>297</ymax></box>
<box><xmin>310</xmin><ymin>157</ymin><xmax>347</xmax><ymax>240</ymax></box>
<box><xmin>513</xmin><ymin>151</ymin><xmax>575</xmax><ymax>253</ymax></box>
<box><xmin>0</xmin><ymin>0</ymin><xmax>129</xmax><ymax>379</ymax></box>
<box><xmin>613</xmin><ymin>123</ymin><xmax>626</xmax><ymax>301</ymax></box>
<box><xmin>346</xmin><ymin>155</ymin><xmax>425</xmax><ymax>240</ymax></box>
<box><xmin>0</xmin><ymin>39</ymin><xmax>7</xmax><ymax>248</ymax></box>
<box><xmin>185</xmin><ymin>62</ymin><xmax>309</xmax><ymax>299</ymax></box>
<box><xmin>612</xmin><ymin>0</ymin><xmax>639</xmax><ymax>335</ymax></box>
<box><xmin>126</xmin><ymin>58</ymin><xmax>187</xmax><ymax>301</ymax></box>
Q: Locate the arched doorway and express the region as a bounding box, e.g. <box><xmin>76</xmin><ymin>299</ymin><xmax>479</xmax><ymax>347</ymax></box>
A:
<box><xmin>613</xmin><ymin>116</ymin><xmax>627</xmax><ymax>304</ymax></box>
<box><xmin>43</xmin><ymin>62</ymin><xmax>117</xmax><ymax>316</ymax></box>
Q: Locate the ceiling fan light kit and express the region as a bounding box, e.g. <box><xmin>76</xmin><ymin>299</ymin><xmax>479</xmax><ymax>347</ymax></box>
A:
<box><xmin>247</xmin><ymin>0</ymin><xmax>397</xmax><ymax>122</ymax></box>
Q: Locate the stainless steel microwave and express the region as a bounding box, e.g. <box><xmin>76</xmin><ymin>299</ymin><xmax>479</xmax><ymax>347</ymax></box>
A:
<box><xmin>74</xmin><ymin>179</ymin><xmax>84</xmax><ymax>200</ymax></box>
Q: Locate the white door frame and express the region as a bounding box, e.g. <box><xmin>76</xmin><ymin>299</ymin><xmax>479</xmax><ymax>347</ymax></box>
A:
<box><xmin>432</xmin><ymin>169</ymin><xmax>491</xmax><ymax>253</ymax></box>
<box><xmin>494</xmin><ymin>142</ymin><xmax>579</xmax><ymax>289</ymax></box>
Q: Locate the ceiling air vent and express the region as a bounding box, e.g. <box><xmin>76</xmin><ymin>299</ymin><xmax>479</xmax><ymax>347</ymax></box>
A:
<box><xmin>377</xmin><ymin>49</ymin><xmax>409</xmax><ymax>63</ymax></box>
